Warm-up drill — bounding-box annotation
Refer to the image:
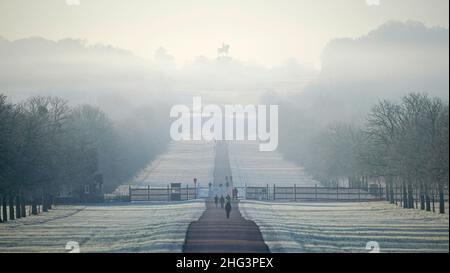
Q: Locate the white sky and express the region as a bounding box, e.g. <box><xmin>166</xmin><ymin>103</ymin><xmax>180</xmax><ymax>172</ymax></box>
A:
<box><xmin>0</xmin><ymin>0</ymin><xmax>448</xmax><ymax>68</ymax></box>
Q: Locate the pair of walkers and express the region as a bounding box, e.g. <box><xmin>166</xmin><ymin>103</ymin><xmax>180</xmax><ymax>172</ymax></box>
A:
<box><xmin>214</xmin><ymin>194</ymin><xmax>232</xmax><ymax>219</ymax></box>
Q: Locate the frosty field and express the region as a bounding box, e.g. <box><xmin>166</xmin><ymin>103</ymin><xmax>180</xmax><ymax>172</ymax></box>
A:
<box><xmin>228</xmin><ymin>141</ymin><xmax>318</xmax><ymax>187</ymax></box>
<box><xmin>240</xmin><ymin>201</ymin><xmax>449</xmax><ymax>253</ymax></box>
<box><xmin>131</xmin><ymin>140</ymin><xmax>214</xmax><ymax>187</ymax></box>
<box><xmin>2</xmin><ymin>139</ymin><xmax>447</xmax><ymax>254</ymax></box>
<box><xmin>0</xmin><ymin>201</ymin><xmax>205</xmax><ymax>253</ymax></box>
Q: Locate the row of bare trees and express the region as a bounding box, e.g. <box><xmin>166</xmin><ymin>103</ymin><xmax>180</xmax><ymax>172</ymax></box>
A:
<box><xmin>0</xmin><ymin>94</ymin><xmax>169</xmax><ymax>223</ymax></box>
<box><xmin>363</xmin><ymin>93</ymin><xmax>448</xmax><ymax>213</ymax></box>
<box><xmin>280</xmin><ymin>93</ymin><xmax>449</xmax><ymax>213</ymax></box>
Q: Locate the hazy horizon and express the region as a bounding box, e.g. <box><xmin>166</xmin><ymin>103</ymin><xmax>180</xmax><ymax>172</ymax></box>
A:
<box><xmin>1</xmin><ymin>0</ymin><xmax>448</xmax><ymax>129</ymax></box>
<box><xmin>0</xmin><ymin>0</ymin><xmax>448</xmax><ymax>68</ymax></box>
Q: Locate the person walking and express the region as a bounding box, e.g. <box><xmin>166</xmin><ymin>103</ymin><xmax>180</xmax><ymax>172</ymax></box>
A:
<box><xmin>225</xmin><ymin>200</ymin><xmax>232</xmax><ymax>219</ymax></box>
<box><xmin>226</xmin><ymin>194</ymin><xmax>231</xmax><ymax>203</ymax></box>
<box><xmin>233</xmin><ymin>188</ymin><xmax>239</xmax><ymax>200</ymax></box>
<box><xmin>214</xmin><ymin>195</ymin><xmax>219</xmax><ymax>207</ymax></box>
<box><xmin>220</xmin><ymin>195</ymin><xmax>225</xmax><ymax>208</ymax></box>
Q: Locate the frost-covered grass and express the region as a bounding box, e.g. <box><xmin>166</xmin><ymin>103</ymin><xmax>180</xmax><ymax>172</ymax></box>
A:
<box><xmin>228</xmin><ymin>141</ymin><xmax>318</xmax><ymax>187</ymax></box>
<box><xmin>0</xmin><ymin>200</ymin><xmax>205</xmax><ymax>253</ymax></box>
<box><xmin>131</xmin><ymin>140</ymin><xmax>214</xmax><ymax>187</ymax></box>
<box><xmin>240</xmin><ymin>200</ymin><xmax>449</xmax><ymax>253</ymax></box>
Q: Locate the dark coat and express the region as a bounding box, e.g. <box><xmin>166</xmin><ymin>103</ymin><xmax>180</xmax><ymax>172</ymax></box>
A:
<box><xmin>225</xmin><ymin>202</ymin><xmax>232</xmax><ymax>212</ymax></box>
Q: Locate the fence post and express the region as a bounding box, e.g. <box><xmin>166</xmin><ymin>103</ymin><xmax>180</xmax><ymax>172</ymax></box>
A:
<box><xmin>167</xmin><ymin>185</ymin><xmax>170</xmax><ymax>201</ymax></box>
<box><xmin>187</xmin><ymin>184</ymin><xmax>189</xmax><ymax>200</ymax></box>
<box><xmin>294</xmin><ymin>184</ymin><xmax>297</xmax><ymax>202</ymax></box>
<box><xmin>273</xmin><ymin>184</ymin><xmax>276</xmax><ymax>201</ymax></box>
<box><xmin>358</xmin><ymin>187</ymin><xmax>361</xmax><ymax>202</ymax></box>
<box><xmin>266</xmin><ymin>184</ymin><xmax>269</xmax><ymax>200</ymax></box>
<box><xmin>379</xmin><ymin>184</ymin><xmax>382</xmax><ymax>201</ymax></box>
<box><xmin>337</xmin><ymin>183</ymin><xmax>339</xmax><ymax>201</ymax></box>
<box><xmin>148</xmin><ymin>185</ymin><xmax>150</xmax><ymax>201</ymax></box>
<box><xmin>315</xmin><ymin>184</ymin><xmax>318</xmax><ymax>201</ymax></box>
<box><xmin>129</xmin><ymin>186</ymin><xmax>132</xmax><ymax>202</ymax></box>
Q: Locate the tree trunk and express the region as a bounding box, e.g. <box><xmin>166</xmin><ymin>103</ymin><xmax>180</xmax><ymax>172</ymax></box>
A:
<box><xmin>390</xmin><ymin>185</ymin><xmax>394</xmax><ymax>204</ymax></box>
<box><xmin>425</xmin><ymin>184</ymin><xmax>431</xmax><ymax>212</ymax></box>
<box><xmin>31</xmin><ymin>195</ymin><xmax>38</xmax><ymax>216</ymax></box>
<box><xmin>2</xmin><ymin>194</ymin><xmax>7</xmax><ymax>222</ymax></box>
<box><xmin>42</xmin><ymin>196</ymin><xmax>47</xmax><ymax>212</ymax></box>
<box><xmin>394</xmin><ymin>183</ymin><xmax>398</xmax><ymax>205</ymax></box>
<box><xmin>15</xmin><ymin>195</ymin><xmax>21</xmax><ymax>219</ymax></box>
<box><xmin>407</xmin><ymin>182</ymin><xmax>414</xmax><ymax>209</ymax></box>
<box><xmin>420</xmin><ymin>183</ymin><xmax>425</xmax><ymax>210</ymax></box>
<box><xmin>402</xmin><ymin>182</ymin><xmax>408</xmax><ymax>209</ymax></box>
<box><xmin>432</xmin><ymin>189</ymin><xmax>436</xmax><ymax>213</ymax></box>
<box><xmin>414</xmin><ymin>186</ymin><xmax>418</xmax><ymax>209</ymax></box>
<box><xmin>0</xmin><ymin>196</ymin><xmax>2</xmax><ymax>223</ymax></box>
<box><xmin>384</xmin><ymin>182</ymin><xmax>389</xmax><ymax>201</ymax></box>
<box><xmin>8</xmin><ymin>192</ymin><xmax>15</xmax><ymax>221</ymax></box>
<box><xmin>48</xmin><ymin>194</ymin><xmax>53</xmax><ymax>210</ymax></box>
<box><xmin>438</xmin><ymin>184</ymin><xmax>445</xmax><ymax>214</ymax></box>
<box><xmin>42</xmin><ymin>193</ymin><xmax>49</xmax><ymax>212</ymax></box>
<box><xmin>399</xmin><ymin>183</ymin><xmax>403</xmax><ymax>207</ymax></box>
<box><xmin>389</xmin><ymin>179</ymin><xmax>394</xmax><ymax>204</ymax></box>
<box><xmin>21</xmin><ymin>201</ymin><xmax>26</xmax><ymax>218</ymax></box>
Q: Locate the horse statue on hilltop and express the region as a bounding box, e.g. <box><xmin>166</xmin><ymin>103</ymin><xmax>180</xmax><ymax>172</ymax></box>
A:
<box><xmin>217</xmin><ymin>43</ymin><xmax>230</xmax><ymax>56</ymax></box>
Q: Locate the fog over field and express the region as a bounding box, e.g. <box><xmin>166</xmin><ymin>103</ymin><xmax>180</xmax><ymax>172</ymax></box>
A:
<box><xmin>0</xmin><ymin>0</ymin><xmax>448</xmax><ymax>254</ymax></box>
<box><xmin>131</xmin><ymin>141</ymin><xmax>214</xmax><ymax>187</ymax></box>
<box><xmin>1</xmin><ymin>20</ymin><xmax>447</xmax><ymax>123</ymax></box>
<box><xmin>1</xmin><ymin>0</ymin><xmax>448</xmax><ymax>194</ymax></box>
<box><xmin>229</xmin><ymin>141</ymin><xmax>317</xmax><ymax>187</ymax></box>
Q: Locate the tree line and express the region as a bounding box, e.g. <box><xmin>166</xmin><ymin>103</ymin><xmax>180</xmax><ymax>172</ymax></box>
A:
<box><xmin>0</xmin><ymin>94</ymin><xmax>169</xmax><ymax>223</ymax></box>
<box><xmin>280</xmin><ymin>93</ymin><xmax>449</xmax><ymax>213</ymax></box>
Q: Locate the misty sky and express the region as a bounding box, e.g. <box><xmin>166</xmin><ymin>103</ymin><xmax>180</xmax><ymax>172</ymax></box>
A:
<box><xmin>0</xmin><ymin>0</ymin><xmax>448</xmax><ymax>68</ymax></box>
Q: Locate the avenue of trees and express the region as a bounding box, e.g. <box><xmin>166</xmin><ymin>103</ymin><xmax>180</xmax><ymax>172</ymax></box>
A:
<box><xmin>0</xmin><ymin>94</ymin><xmax>169</xmax><ymax>223</ymax></box>
<box><xmin>280</xmin><ymin>93</ymin><xmax>449</xmax><ymax>213</ymax></box>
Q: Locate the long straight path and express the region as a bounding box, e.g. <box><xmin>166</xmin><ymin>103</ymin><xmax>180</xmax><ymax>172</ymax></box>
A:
<box><xmin>183</xmin><ymin>141</ymin><xmax>270</xmax><ymax>253</ymax></box>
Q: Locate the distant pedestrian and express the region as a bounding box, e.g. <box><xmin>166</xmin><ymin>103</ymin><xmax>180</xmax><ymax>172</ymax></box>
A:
<box><xmin>233</xmin><ymin>188</ymin><xmax>238</xmax><ymax>200</ymax></box>
<box><xmin>220</xmin><ymin>195</ymin><xmax>225</xmax><ymax>208</ymax></box>
<box><xmin>225</xmin><ymin>201</ymin><xmax>232</xmax><ymax>219</ymax></box>
<box><xmin>214</xmin><ymin>195</ymin><xmax>219</xmax><ymax>207</ymax></box>
<box><xmin>226</xmin><ymin>194</ymin><xmax>231</xmax><ymax>203</ymax></box>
